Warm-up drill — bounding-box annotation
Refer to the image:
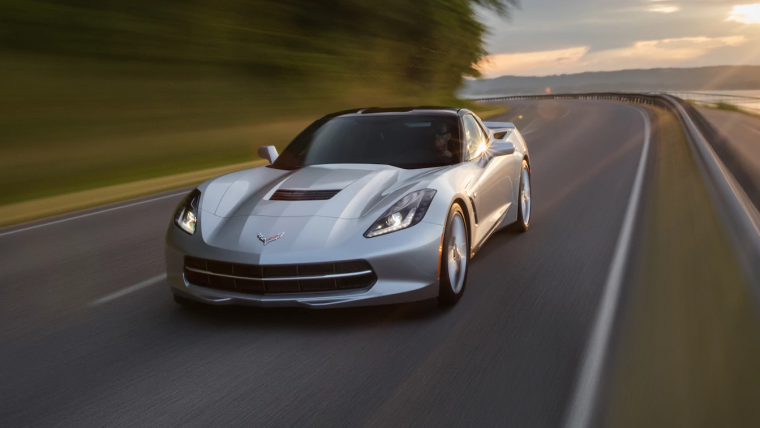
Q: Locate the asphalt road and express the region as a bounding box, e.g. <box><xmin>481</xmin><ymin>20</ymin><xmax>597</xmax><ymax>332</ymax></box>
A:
<box><xmin>0</xmin><ymin>100</ymin><xmax>649</xmax><ymax>427</ymax></box>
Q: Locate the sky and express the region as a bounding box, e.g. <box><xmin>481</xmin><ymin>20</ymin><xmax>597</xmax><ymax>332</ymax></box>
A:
<box><xmin>477</xmin><ymin>0</ymin><xmax>760</xmax><ymax>77</ymax></box>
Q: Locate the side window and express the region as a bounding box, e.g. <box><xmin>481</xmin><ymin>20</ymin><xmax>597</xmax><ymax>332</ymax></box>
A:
<box><xmin>462</xmin><ymin>115</ymin><xmax>486</xmax><ymax>160</ymax></box>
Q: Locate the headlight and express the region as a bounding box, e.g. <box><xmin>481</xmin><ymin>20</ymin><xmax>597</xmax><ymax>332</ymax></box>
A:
<box><xmin>174</xmin><ymin>189</ymin><xmax>201</xmax><ymax>235</ymax></box>
<box><xmin>364</xmin><ymin>189</ymin><xmax>436</xmax><ymax>238</ymax></box>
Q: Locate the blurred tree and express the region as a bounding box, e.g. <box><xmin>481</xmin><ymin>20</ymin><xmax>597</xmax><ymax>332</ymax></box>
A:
<box><xmin>0</xmin><ymin>0</ymin><xmax>518</xmax><ymax>97</ymax></box>
<box><xmin>0</xmin><ymin>0</ymin><xmax>519</xmax><ymax>206</ymax></box>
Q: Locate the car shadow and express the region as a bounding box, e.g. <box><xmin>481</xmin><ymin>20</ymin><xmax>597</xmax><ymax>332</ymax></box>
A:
<box><xmin>472</xmin><ymin>225</ymin><xmax>527</xmax><ymax>261</ymax></box>
<box><xmin>172</xmin><ymin>296</ymin><xmax>448</xmax><ymax>331</ymax></box>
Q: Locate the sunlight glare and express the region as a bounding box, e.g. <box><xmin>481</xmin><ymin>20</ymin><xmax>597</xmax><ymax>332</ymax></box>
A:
<box><xmin>728</xmin><ymin>4</ymin><xmax>760</xmax><ymax>24</ymax></box>
<box><xmin>476</xmin><ymin>142</ymin><xmax>487</xmax><ymax>158</ymax></box>
<box><xmin>649</xmin><ymin>5</ymin><xmax>679</xmax><ymax>13</ymax></box>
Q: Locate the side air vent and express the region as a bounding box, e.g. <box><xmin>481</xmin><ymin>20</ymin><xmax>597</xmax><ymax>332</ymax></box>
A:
<box><xmin>270</xmin><ymin>189</ymin><xmax>341</xmax><ymax>201</ymax></box>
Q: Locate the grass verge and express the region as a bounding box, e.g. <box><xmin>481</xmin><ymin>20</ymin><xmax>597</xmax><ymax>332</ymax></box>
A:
<box><xmin>1</xmin><ymin>53</ymin><xmax>506</xmax><ymax>217</ymax></box>
<box><xmin>0</xmin><ymin>98</ymin><xmax>504</xmax><ymax>229</ymax></box>
<box><xmin>0</xmin><ymin>160</ymin><xmax>265</xmax><ymax>228</ymax></box>
<box><xmin>715</xmin><ymin>101</ymin><xmax>744</xmax><ymax>112</ymax></box>
<box><xmin>2</xmin><ymin>53</ymin><xmax>498</xmax><ymax>207</ymax></box>
<box><xmin>0</xmin><ymin>52</ymin><xmax>507</xmax><ymax>228</ymax></box>
<box><xmin>605</xmin><ymin>107</ymin><xmax>760</xmax><ymax>427</ymax></box>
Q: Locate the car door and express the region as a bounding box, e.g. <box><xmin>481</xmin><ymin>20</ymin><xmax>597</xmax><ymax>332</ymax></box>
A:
<box><xmin>462</xmin><ymin>114</ymin><xmax>515</xmax><ymax>244</ymax></box>
<box><xmin>474</xmin><ymin>115</ymin><xmax>520</xmax><ymax>212</ymax></box>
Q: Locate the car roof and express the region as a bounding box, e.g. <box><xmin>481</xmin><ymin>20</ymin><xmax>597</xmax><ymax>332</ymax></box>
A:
<box><xmin>324</xmin><ymin>106</ymin><xmax>461</xmax><ymax>118</ymax></box>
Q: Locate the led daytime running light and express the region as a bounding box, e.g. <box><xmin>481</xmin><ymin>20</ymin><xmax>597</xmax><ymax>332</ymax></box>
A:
<box><xmin>364</xmin><ymin>189</ymin><xmax>436</xmax><ymax>238</ymax></box>
<box><xmin>178</xmin><ymin>209</ymin><xmax>197</xmax><ymax>234</ymax></box>
<box><xmin>174</xmin><ymin>189</ymin><xmax>201</xmax><ymax>235</ymax></box>
<box><xmin>366</xmin><ymin>208</ymin><xmax>416</xmax><ymax>237</ymax></box>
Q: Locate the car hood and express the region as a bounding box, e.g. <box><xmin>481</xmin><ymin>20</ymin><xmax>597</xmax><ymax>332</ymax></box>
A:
<box><xmin>204</xmin><ymin>164</ymin><xmax>445</xmax><ymax>220</ymax></box>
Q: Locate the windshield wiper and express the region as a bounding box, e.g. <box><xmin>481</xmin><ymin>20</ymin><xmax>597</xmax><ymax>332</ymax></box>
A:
<box><xmin>268</xmin><ymin>163</ymin><xmax>302</xmax><ymax>170</ymax></box>
<box><xmin>390</xmin><ymin>163</ymin><xmax>451</xmax><ymax>169</ymax></box>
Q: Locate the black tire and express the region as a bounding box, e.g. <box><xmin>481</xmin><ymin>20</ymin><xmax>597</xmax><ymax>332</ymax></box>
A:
<box><xmin>512</xmin><ymin>159</ymin><xmax>531</xmax><ymax>232</ymax></box>
<box><xmin>174</xmin><ymin>294</ymin><xmax>203</xmax><ymax>308</ymax></box>
<box><xmin>438</xmin><ymin>203</ymin><xmax>470</xmax><ymax>307</ymax></box>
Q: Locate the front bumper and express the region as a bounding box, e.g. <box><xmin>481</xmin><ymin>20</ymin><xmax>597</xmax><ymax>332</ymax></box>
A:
<box><xmin>165</xmin><ymin>219</ymin><xmax>443</xmax><ymax>309</ymax></box>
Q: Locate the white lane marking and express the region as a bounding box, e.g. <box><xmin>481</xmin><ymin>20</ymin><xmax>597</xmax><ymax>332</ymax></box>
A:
<box><xmin>0</xmin><ymin>191</ymin><xmax>189</xmax><ymax>238</ymax></box>
<box><xmin>89</xmin><ymin>274</ymin><xmax>167</xmax><ymax>307</ymax></box>
<box><xmin>560</xmin><ymin>106</ymin><xmax>572</xmax><ymax>119</ymax></box>
<box><xmin>563</xmin><ymin>107</ymin><xmax>651</xmax><ymax>428</ymax></box>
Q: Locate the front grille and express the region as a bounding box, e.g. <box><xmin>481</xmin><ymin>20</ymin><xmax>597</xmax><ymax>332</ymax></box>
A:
<box><xmin>270</xmin><ymin>189</ymin><xmax>341</xmax><ymax>201</ymax></box>
<box><xmin>183</xmin><ymin>256</ymin><xmax>376</xmax><ymax>294</ymax></box>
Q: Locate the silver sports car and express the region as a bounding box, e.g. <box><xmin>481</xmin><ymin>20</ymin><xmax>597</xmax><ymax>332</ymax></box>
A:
<box><xmin>165</xmin><ymin>106</ymin><xmax>531</xmax><ymax>308</ymax></box>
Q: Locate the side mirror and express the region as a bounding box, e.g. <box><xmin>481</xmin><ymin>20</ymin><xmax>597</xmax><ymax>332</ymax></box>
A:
<box><xmin>257</xmin><ymin>145</ymin><xmax>279</xmax><ymax>164</ymax></box>
<box><xmin>490</xmin><ymin>141</ymin><xmax>515</xmax><ymax>156</ymax></box>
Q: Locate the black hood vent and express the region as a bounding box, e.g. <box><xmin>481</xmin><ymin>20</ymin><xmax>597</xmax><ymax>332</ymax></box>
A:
<box><xmin>270</xmin><ymin>189</ymin><xmax>341</xmax><ymax>201</ymax></box>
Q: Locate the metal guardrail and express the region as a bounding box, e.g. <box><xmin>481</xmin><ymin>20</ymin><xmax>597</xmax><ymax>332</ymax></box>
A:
<box><xmin>475</xmin><ymin>92</ymin><xmax>760</xmax><ymax>285</ymax></box>
<box><xmin>662</xmin><ymin>95</ymin><xmax>760</xmax><ymax>287</ymax></box>
<box><xmin>472</xmin><ymin>91</ymin><xmax>760</xmax><ymax>114</ymax></box>
<box><xmin>476</xmin><ymin>93</ymin><xmax>661</xmax><ymax>105</ymax></box>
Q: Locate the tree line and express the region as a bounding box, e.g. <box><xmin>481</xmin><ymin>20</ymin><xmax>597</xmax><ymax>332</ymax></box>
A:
<box><xmin>1</xmin><ymin>0</ymin><xmax>517</xmax><ymax>100</ymax></box>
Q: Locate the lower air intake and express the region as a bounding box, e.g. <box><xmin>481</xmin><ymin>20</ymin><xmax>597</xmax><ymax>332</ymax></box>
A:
<box><xmin>183</xmin><ymin>256</ymin><xmax>376</xmax><ymax>294</ymax></box>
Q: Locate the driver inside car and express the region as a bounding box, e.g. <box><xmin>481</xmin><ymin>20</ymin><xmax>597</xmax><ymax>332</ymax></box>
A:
<box><xmin>434</xmin><ymin>122</ymin><xmax>454</xmax><ymax>160</ymax></box>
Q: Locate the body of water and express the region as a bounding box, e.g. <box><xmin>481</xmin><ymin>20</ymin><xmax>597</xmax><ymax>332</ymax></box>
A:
<box><xmin>670</xmin><ymin>90</ymin><xmax>760</xmax><ymax>113</ymax></box>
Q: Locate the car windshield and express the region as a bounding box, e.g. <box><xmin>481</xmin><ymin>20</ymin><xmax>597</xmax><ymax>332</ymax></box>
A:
<box><xmin>271</xmin><ymin>114</ymin><xmax>462</xmax><ymax>170</ymax></box>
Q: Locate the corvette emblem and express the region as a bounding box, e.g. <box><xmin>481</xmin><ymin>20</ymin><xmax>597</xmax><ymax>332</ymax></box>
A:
<box><xmin>257</xmin><ymin>232</ymin><xmax>284</xmax><ymax>246</ymax></box>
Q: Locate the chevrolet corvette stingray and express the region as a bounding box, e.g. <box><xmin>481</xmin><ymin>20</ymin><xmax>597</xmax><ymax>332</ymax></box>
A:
<box><xmin>165</xmin><ymin>106</ymin><xmax>530</xmax><ymax>308</ymax></box>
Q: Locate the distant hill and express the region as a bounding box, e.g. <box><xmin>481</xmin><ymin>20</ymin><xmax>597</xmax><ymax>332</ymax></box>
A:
<box><xmin>461</xmin><ymin>66</ymin><xmax>760</xmax><ymax>97</ymax></box>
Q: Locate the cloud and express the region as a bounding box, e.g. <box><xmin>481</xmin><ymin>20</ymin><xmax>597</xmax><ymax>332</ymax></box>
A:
<box><xmin>727</xmin><ymin>4</ymin><xmax>760</xmax><ymax>24</ymax></box>
<box><xmin>648</xmin><ymin>5</ymin><xmax>679</xmax><ymax>13</ymax></box>
<box><xmin>476</xmin><ymin>36</ymin><xmax>748</xmax><ymax>77</ymax></box>
<box><xmin>646</xmin><ymin>1</ymin><xmax>679</xmax><ymax>14</ymax></box>
<box><xmin>476</xmin><ymin>47</ymin><xmax>590</xmax><ymax>77</ymax></box>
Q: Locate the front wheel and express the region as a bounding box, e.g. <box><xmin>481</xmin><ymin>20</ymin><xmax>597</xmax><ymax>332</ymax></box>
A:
<box><xmin>438</xmin><ymin>204</ymin><xmax>470</xmax><ymax>306</ymax></box>
<box><xmin>512</xmin><ymin>160</ymin><xmax>531</xmax><ymax>232</ymax></box>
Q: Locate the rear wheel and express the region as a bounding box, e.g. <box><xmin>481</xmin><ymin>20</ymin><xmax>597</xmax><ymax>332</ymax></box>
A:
<box><xmin>512</xmin><ymin>160</ymin><xmax>531</xmax><ymax>232</ymax></box>
<box><xmin>438</xmin><ymin>204</ymin><xmax>470</xmax><ymax>306</ymax></box>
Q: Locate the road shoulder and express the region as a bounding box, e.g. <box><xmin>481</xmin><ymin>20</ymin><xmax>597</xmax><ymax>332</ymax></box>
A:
<box><xmin>0</xmin><ymin>160</ymin><xmax>265</xmax><ymax>229</ymax></box>
<box><xmin>604</xmin><ymin>106</ymin><xmax>760</xmax><ymax>427</ymax></box>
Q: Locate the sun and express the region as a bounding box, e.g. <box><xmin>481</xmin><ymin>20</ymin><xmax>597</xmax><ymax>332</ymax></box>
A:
<box><xmin>728</xmin><ymin>4</ymin><xmax>760</xmax><ymax>24</ymax></box>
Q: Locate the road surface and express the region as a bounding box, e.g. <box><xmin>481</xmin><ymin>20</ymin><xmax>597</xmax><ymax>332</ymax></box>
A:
<box><xmin>0</xmin><ymin>100</ymin><xmax>650</xmax><ymax>427</ymax></box>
